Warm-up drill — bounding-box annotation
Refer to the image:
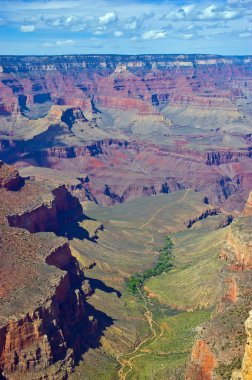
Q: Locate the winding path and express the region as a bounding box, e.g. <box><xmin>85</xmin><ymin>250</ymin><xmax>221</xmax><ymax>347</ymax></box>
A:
<box><xmin>117</xmin><ymin>289</ymin><xmax>163</xmax><ymax>380</ymax></box>
<box><xmin>117</xmin><ymin>189</ymin><xmax>190</xmax><ymax>379</ymax></box>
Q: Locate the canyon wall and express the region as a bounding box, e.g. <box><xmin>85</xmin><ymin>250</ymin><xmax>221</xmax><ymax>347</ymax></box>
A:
<box><xmin>187</xmin><ymin>203</ymin><xmax>252</xmax><ymax>379</ymax></box>
<box><xmin>0</xmin><ymin>162</ymin><xmax>99</xmax><ymax>379</ymax></box>
<box><xmin>0</xmin><ymin>54</ymin><xmax>251</xmax><ymax>211</ymax></box>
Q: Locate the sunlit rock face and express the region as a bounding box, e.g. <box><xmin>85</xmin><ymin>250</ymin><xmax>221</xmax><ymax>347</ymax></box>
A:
<box><xmin>0</xmin><ymin>54</ymin><xmax>251</xmax><ymax>212</ymax></box>
<box><xmin>0</xmin><ymin>162</ymin><xmax>97</xmax><ymax>379</ymax></box>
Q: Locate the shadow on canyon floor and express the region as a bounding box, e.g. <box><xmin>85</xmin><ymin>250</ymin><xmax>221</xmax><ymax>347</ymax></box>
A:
<box><xmin>86</xmin><ymin>276</ymin><xmax>122</xmax><ymax>298</ymax></box>
<box><xmin>58</xmin><ymin>216</ymin><xmax>97</xmax><ymax>242</ymax></box>
<box><xmin>71</xmin><ymin>302</ymin><xmax>114</xmax><ymax>365</ymax></box>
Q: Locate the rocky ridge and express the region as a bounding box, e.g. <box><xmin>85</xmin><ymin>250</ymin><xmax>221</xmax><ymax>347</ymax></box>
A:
<box><xmin>187</xmin><ymin>193</ymin><xmax>252</xmax><ymax>380</ymax></box>
<box><xmin>0</xmin><ymin>162</ymin><xmax>99</xmax><ymax>379</ymax></box>
<box><xmin>0</xmin><ymin>54</ymin><xmax>252</xmax><ymax>211</ymax></box>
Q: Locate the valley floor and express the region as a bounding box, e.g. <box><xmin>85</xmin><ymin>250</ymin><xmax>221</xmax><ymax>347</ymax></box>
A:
<box><xmin>68</xmin><ymin>190</ymin><xmax>229</xmax><ymax>379</ymax></box>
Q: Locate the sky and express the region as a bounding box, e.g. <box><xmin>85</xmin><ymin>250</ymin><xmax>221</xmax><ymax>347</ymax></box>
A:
<box><xmin>0</xmin><ymin>0</ymin><xmax>251</xmax><ymax>55</ymax></box>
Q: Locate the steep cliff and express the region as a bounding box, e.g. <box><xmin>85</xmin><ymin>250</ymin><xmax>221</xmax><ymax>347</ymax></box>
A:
<box><xmin>0</xmin><ymin>54</ymin><xmax>251</xmax><ymax>211</ymax></box>
<box><xmin>220</xmin><ymin>217</ymin><xmax>252</xmax><ymax>270</ymax></box>
<box><xmin>187</xmin><ymin>207</ymin><xmax>252</xmax><ymax>380</ymax></box>
<box><xmin>0</xmin><ymin>162</ymin><xmax>98</xmax><ymax>379</ymax></box>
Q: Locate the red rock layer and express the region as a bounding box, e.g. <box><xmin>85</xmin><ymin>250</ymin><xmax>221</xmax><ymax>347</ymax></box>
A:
<box><xmin>0</xmin><ymin>162</ymin><xmax>96</xmax><ymax>379</ymax></box>
<box><xmin>185</xmin><ymin>340</ymin><xmax>217</xmax><ymax>380</ymax></box>
<box><xmin>0</xmin><ymin>55</ymin><xmax>251</xmax><ymax>119</ymax></box>
<box><xmin>30</xmin><ymin>139</ymin><xmax>251</xmax><ymax>211</ymax></box>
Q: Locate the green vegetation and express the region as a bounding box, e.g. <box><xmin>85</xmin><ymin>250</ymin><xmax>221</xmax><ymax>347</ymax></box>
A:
<box><xmin>126</xmin><ymin>236</ymin><xmax>174</xmax><ymax>294</ymax></box>
<box><xmin>146</xmin><ymin>227</ymin><xmax>227</xmax><ymax>310</ymax></box>
<box><xmin>125</xmin><ymin>308</ymin><xmax>211</xmax><ymax>380</ymax></box>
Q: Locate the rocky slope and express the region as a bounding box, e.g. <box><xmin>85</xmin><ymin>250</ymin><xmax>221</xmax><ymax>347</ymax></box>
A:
<box><xmin>1</xmin><ymin>137</ymin><xmax>251</xmax><ymax>211</ymax></box>
<box><xmin>0</xmin><ymin>54</ymin><xmax>251</xmax><ymax>123</ymax></box>
<box><xmin>0</xmin><ymin>54</ymin><xmax>251</xmax><ymax>211</ymax></box>
<box><xmin>186</xmin><ymin>194</ymin><xmax>252</xmax><ymax>379</ymax></box>
<box><xmin>0</xmin><ymin>162</ymin><xmax>100</xmax><ymax>379</ymax></box>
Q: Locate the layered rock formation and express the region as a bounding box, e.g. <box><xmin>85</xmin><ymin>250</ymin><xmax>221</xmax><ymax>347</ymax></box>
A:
<box><xmin>0</xmin><ymin>54</ymin><xmax>251</xmax><ymax>211</ymax></box>
<box><xmin>220</xmin><ymin>217</ymin><xmax>252</xmax><ymax>270</ymax></box>
<box><xmin>1</xmin><ymin>137</ymin><xmax>251</xmax><ymax>211</ymax></box>
<box><xmin>187</xmin><ymin>193</ymin><xmax>252</xmax><ymax>379</ymax></box>
<box><xmin>0</xmin><ymin>54</ymin><xmax>251</xmax><ymax>122</ymax></box>
<box><xmin>0</xmin><ymin>162</ymin><xmax>97</xmax><ymax>379</ymax></box>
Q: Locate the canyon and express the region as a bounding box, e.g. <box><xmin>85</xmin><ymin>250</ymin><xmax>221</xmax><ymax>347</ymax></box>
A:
<box><xmin>0</xmin><ymin>54</ymin><xmax>252</xmax><ymax>211</ymax></box>
<box><xmin>0</xmin><ymin>54</ymin><xmax>251</xmax><ymax>379</ymax></box>
<box><xmin>0</xmin><ymin>161</ymin><xmax>111</xmax><ymax>379</ymax></box>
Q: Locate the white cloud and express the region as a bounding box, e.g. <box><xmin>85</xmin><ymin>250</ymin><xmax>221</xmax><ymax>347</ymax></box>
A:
<box><xmin>183</xmin><ymin>4</ymin><xmax>196</xmax><ymax>14</ymax></box>
<box><xmin>56</xmin><ymin>39</ymin><xmax>75</xmax><ymax>46</ymax></box>
<box><xmin>65</xmin><ymin>15</ymin><xmax>77</xmax><ymax>25</ymax></box>
<box><xmin>114</xmin><ymin>31</ymin><xmax>124</xmax><ymax>37</ymax></box>
<box><xmin>199</xmin><ymin>5</ymin><xmax>217</xmax><ymax>20</ymax></box>
<box><xmin>42</xmin><ymin>39</ymin><xmax>75</xmax><ymax>47</ymax></box>
<box><xmin>239</xmin><ymin>32</ymin><xmax>251</xmax><ymax>37</ymax></box>
<box><xmin>41</xmin><ymin>42</ymin><xmax>54</xmax><ymax>47</ymax></box>
<box><xmin>99</xmin><ymin>11</ymin><xmax>117</xmax><ymax>25</ymax></box>
<box><xmin>125</xmin><ymin>20</ymin><xmax>137</xmax><ymax>30</ymax></box>
<box><xmin>163</xmin><ymin>4</ymin><xmax>195</xmax><ymax>20</ymax></box>
<box><xmin>199</xmin><ymin>4</ymin><xmax>241</xmax><ymax>20</ymax></box>
<box><xmin>222</xmin><ymin>10</ymin><xmax>240</xmax><ymax>19</ymax></box>
<box><xmin>142</xmin><ymin>30</ymin><xmax>166</xmax><ymax>40</ymax></box>
<box><xmin>20</xmin><ymin>25</ymin><xmax>35</xmax><ymax>32</ymax></box>
<box><xmin>94</xmin><ymin>26</ymin><xmax>107</xmax><ymax>35</ymax></box>
<box><xmin>183</xmin><ymin>33</ymin><xmax>194</xmax><ymax>40</ymax></box>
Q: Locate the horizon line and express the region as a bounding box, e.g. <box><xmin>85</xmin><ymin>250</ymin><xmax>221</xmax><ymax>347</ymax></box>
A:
<box><xmin>0</xmin><ymin>53</ymin><xmax>252</xmax><ymax>58</ymax></box>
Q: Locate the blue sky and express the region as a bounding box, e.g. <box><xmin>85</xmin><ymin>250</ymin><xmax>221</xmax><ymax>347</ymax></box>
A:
<box><xmin>0</xmin><ymin>0</ymin><xmax>251</xmax><ymax>55</ymax></box>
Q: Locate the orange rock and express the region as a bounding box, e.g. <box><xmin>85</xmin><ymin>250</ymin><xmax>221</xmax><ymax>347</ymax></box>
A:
<box><xmin>243</xmin><ymin>192</ymin><xmax>252</xmax><ymax>217</ymax></box>
<box><xmin>186</xmin><ymin>339</ymin><xmax>217</xmax><ymax>380</ymax></box>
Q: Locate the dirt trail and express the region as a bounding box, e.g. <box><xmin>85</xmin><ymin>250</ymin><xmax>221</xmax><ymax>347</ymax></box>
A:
<box><xmin>117</xmin><ymin>190</ymin><xmax>191</xmax><ymax>379</ymax></box>
<box><xmin>117</xmin><ymin>289</ymin><xmax>163</xmax><ymax>380</ymax></box>
<box><xmin>139</xmin><ymin>189</ymin><xmax>190</xmax><ymax>230</ymax></box>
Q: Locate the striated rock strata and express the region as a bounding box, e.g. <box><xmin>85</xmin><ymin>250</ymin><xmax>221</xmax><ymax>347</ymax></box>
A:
<box><xmin>187</xmin><ymin>200</ymin><xmax>252</xmax><ymax>379</ymax></box>
<box><xmin>0</xmin><ymin>162</ymin><xmax>98</xmax><ymax>379</ymax></box>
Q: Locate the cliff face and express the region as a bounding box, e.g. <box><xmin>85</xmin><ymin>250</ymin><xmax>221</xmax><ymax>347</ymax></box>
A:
<box><xmin>187</xmin><ymin>207</ymin><xmax>252</xmax><ymax>380</ymax></box>
<box><xmin>220</xmin><ymin>217</ymin><xmax>252</xmax><ymax>270</ymax></box>
<box><xmin>0</xmin><ymin>160</ymin><xmax>24</xmax><ymax>190</ymax></box>
<box><xmin>0</xmin><ymin>54</ymin><xmax>251</xmax><ymax>121</ymax></box>
<box><xmin>185</xmin><ymin>340</ymin><xmax>217</xmax><ymax>380</ymax></box>
<box><xmin>0</xmin><ymin>162</ymin><xmax>98</xmax><ymax>379</ymax></box>
<box><xmin>0</xmin><ymin>55</ymin><xmax>251</xmax><ymax>211</ymax></box>
<box><xmin>2</xmin><ymin>138</ymin><xmax>250</xmax><ymax>211</ymax></box>
<box><xmin>7</xmin><ymin>184</ymin><xmax>83</xmax><ymax>234</ymax></box>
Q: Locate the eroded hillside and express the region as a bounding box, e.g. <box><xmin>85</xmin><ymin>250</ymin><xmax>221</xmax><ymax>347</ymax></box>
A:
<box><xmin>0</xmin><ymin>54</ymin><xmax>252</xmax><ymax>212</ymax></box>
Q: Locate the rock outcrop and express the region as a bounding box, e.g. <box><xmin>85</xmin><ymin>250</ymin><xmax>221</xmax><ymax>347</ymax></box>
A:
<box><xmin>7</xmin><ymin>184</ymin><xmax>83</xmax><ymax>234</ymax></box>
<box><xmin>187</xmin><ymin>198</ymin><xmax>252</xmax><ymax>380</ymax></box>
<box><xmin>185</xmin><ymin>340</ymin><xmax>217</xmax><ymax>380</ymax></box>
<box><xmin>240</xmin><ymin>310</ymin><xmax>252</xmax><ymax>380</ymax></box>
<box><xmin>0</xmin><ymin>55</ymin><xmax>252</xmax><ymax>211</ymax></box>
<box><xmin>0</xmin><ymin>162</ymin><xmax>99</xmax><ymax>379</ymax></box>
<box><xmin>0</xmin><ymin>160</ymin><xmax>24</xmax><ymax>190</ymax></box>
<box><xmin>243</xmin><ymin>191</ymin><xmax>252</xmax><ymax>217</ymax></box>
<box><xmin>220</xmin><ymin>217</ymin><xmax>252</xmax><ymax>270</ymax></box>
